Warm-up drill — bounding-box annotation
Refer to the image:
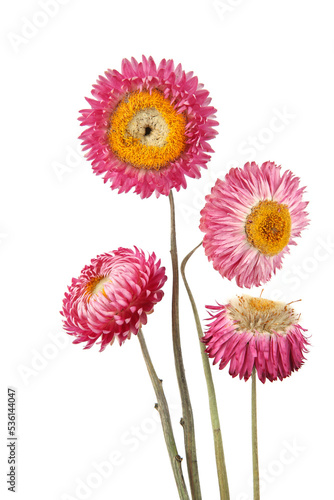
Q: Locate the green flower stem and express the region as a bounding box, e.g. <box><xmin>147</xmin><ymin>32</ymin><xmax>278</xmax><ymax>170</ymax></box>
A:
<box><xmin>138</xmin><ymin>329</ymin><xmax>190</xmax><ymax>500</ymax></box>
<box><xmin>181</xmin><ymin>243</ymin><xmax>230</xmax><ymax>500</ymax></box>
<box><xmin>169</xmin><ymin>191</ymin><xmax>202</xmax><ymax>500</ymax></box>
<box><xmin>251</xmin><ymin>368</ymin><xmax>260</xmax><ymax>500</ymax></box>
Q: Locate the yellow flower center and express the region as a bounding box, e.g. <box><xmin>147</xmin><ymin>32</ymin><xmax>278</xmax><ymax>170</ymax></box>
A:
<box><xmin>247</xmin><ymin>297</ymin><xmax>277</xmax><ymax>312</ymax></box>
<box><xmin>245</xmin><ymin>200</ymin><xmax>291</xmax><ymax>256</ymax></box>
<box><xmin>108</xmin><ymin>89</ymin><xmax>186</xmax><ymax>170</ymax></box>
<box><xmin>86</xmin><ymin>276</ymin><xmax>111</xmax><ymax>299</ymax></box>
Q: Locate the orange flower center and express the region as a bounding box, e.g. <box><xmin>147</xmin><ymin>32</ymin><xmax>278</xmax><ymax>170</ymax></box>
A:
<box><xmin>108</xmin><ymin>89</ymin><xmax>186</xmax><ymax>170</ymax></box>
<box><xmin>245</xmin><ymin>200</ymin><xmax>291</xmax><ymax>256</ymax></box>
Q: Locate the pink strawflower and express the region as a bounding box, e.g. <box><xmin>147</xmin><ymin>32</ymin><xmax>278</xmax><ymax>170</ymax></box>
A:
<box><xmin>61</xmin><ymin>248</ymin><xmax>167</xmax><ymax>351</ymax></box>
<box><xmin>200</xmin><ymin>161</ymin><xmax>309</xmax><ymax>288</ymax></box>
<box><xmin>79</xmin><ymin>55</ymin><xmax>218</xmax><ymax>198</ymax></box>
<box><xmin>203</xmin><ymin>295</ymin><xmax>309</xmax><ymax>383</ymax></box>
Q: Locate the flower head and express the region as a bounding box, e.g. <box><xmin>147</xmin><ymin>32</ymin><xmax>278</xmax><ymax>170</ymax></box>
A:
<box><xmin>200</xmin><ymin>161</ymin><xmax>309</xmax><ymax>287</ymax></box>
<box><xmin>61</xmin><ymin>248</ymin><xmax>167</xmax><ymax>351</ymax></box>
<box><xmin>203</xmin><ymin>295</ymin><xmax>309</xmax><ymax>383</ymax></box>
<box><xmin>79</xmin><ymin>56</ymin><xmax>218</xmax><ymax>198</ymax></box>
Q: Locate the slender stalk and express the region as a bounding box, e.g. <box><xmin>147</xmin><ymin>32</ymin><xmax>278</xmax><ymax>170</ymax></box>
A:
<box><xmin>251</xmin><ymin>368</ymin><xmax>260</xmax><ymax>500</ymax></box>
<box><xmin>181</xmin><ymin>243</ymin><xmax>230</xmax><ymax>500</ymax></box>
<box><xmin>169</xmin><ymin>191</ymin><xmax>202</xmax><ymax>500</ymax></box>
<box><xmin>137</xmin><ymin>329</ymin><xmax>190</xmax><ymax>500</ymax></box>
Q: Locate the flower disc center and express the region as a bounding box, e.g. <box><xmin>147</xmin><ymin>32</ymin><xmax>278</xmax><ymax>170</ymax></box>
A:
<box><xmin>126</xmin><ymin>107</ymin><xmax>169</xmax><ymax>147</ymax></box>
<box><xmin>229</xmin><ymin>295</ymin><xmax>297</xmax><ymax>334</ymax></box>
<box><xmin>247</xmin><ymin>297</ymin><xmax>277</xmax><ymax>312</ymax></box>
<box><xmin>245</xmin><ymin>200</ymin><xmax>291</xmax><ymax>256</ymax></box>
<box><xmin>108</xmin><ymin>89</ymin><xmax>186</xmax><ymax>170</ymax></box>
<box><xmin>86</xmin><ymin>275</ymin><xmax>111</xmax><ymax>299</ymax></box>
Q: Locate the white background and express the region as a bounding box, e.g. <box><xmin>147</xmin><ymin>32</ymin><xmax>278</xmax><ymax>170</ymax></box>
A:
<box><xmin>1</xmin><ymin>0</ymin><xmax>334</xmax><ymax>499</ymax></box>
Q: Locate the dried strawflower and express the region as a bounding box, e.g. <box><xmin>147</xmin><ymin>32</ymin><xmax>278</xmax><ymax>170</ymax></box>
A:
<box><xmin>200</xmin><ymin>161</ymin><xmax>309</xmax><ymax>287</ymax></box>
<box><xmin>61</xmin><ymin>248</ymin><xmax>167</xmax><ymax>350</ymax></box>
<box><xmin>79</xmin><ymin>56</ymin><xmax>218</xmax><ymax>198</ymax></box>
<box><xmin>203</xmin><ymin>295</ymin><xmax>309</xmax><ymax>383</ymax></box>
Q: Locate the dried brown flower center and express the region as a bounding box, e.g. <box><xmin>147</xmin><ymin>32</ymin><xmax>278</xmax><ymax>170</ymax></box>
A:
<box><xmin>245</xmin><ymin>200</ymin><xmax>291</xmax><ymax>256</ymax></box>
<box><xmin>228</xmin><ymin>295</ymin><xmax>297</xmax><ymax>334</ymax></box>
